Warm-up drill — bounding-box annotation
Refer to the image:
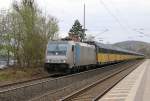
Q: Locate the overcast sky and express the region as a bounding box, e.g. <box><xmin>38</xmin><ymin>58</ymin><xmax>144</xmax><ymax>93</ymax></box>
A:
<box><xmin>0</xmin><ymin>0</ymin><xmax>150</xmax><ymax>43</ymax></box>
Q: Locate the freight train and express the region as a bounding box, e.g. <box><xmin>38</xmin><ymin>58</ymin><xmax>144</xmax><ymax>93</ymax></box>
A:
<box><xmin>44</xmin><ymin>41</ymin><xmax>144</xmax><ymax>73</ymax></box>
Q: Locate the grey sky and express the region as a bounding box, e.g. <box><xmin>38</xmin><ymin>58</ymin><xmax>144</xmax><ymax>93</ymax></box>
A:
<box><xmin>0</xmin><ymin>0</ymin><xmax>150</xmax><ymax>43</ymax></box>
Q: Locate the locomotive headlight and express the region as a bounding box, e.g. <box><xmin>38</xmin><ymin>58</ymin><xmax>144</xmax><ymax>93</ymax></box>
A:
<box><xmin>62</xmin><ymin>60</ymin><xmax>66</xmax><ymax>63</ymax></box>
<box><xmin>47</xmin><ymin>59</ymin><xmax>51</xmax><ymax>63</ymax></box>
<box><xmin>46</xmin><ymin>59</ymin><xmax>49</xmax><ymax>63</ymax></box>
<box><xmin>60</xmin><ymin>60</ymin><xmax>65</xmax><ymax>63</ymax></box>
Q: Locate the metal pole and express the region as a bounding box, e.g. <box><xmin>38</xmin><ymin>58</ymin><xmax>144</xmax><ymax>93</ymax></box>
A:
<box><xmin>83</xmin><ymin>4</ymin><xmax>85</xmax><ymax>31</ymax></box>
<box><xmin>83</xmin><ymin>3</ymin><xmax>86</xmax><ymax>41</ymax></box>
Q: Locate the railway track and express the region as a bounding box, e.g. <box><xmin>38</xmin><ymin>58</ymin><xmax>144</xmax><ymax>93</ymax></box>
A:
<box><xmin>0</xmin><ymin>60</ymin><xmax>144</xmax><ymax>101</ymax></box>
<box><xmin>29</xmin><ymin>60</ymin><xmax>144</xmax><ymax>101</ymax></box>
<box><xmin>60</xmin><ymin>60</ymin><xmax>143</xmax><ymax>101</ymax></box>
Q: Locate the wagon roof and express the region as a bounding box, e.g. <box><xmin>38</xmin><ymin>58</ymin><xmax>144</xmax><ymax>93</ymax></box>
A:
<box><xmin>95</xmin><ymin>42</ymin><xmax>144</xmax><ymax>55</ymax></box>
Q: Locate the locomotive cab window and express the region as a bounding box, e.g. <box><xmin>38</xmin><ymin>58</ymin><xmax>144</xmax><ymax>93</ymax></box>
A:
<box><xmin>47</xmin><ymin>43</ymin><xmax>68</xmax><ymax>56</ymax></box>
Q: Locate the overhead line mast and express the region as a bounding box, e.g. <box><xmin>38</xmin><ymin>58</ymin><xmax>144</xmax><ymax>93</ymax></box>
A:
<box><xmin>83</xmin><ymin>3</ymin><xmax>86</xmax><ymax>41</ymax></box>
<box><xmin>83</xmin><ymin>3</ymin><xmax>85</xmax><ymax>31</ymax></box>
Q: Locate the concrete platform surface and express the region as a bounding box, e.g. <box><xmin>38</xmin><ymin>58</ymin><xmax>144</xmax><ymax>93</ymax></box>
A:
<box><xmin>99</xmin><ymin>59</ymin><xmax>150</xmax><ymax>101</ymax></box>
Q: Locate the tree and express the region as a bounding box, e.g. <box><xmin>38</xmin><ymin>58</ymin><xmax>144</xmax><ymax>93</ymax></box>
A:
<box><xmin>0</xmin><ymin>0</ymin><xmax>59</xmax><ymax>67</ymax></box>
<box><xmin>12</xmin><ymin>0</ymin><xmax>59</xmax><ymax>67</ymax></box>
<box><xmin>69</xmin><ymin>20</ymin><xmax>85</xmax><ymax>41</ymax></box>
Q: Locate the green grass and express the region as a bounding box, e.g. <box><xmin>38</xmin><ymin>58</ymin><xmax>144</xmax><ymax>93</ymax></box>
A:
<box><xmin>0</xmin><ymin>73</ymin><xmax>10</xmax><ymax>81</ymax></box>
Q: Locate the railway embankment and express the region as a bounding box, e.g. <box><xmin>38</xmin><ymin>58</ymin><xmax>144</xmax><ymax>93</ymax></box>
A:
<box><xmin>0</xmin><ymin>67</ymin><xmax>49</xmax><ymax>86</ymax></box>
<box><xmin>0</xmin><ymin>60</ymin><xmax>143</xmax><ymax>101</ymax></box>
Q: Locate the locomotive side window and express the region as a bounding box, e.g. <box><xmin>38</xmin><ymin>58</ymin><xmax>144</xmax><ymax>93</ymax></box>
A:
<box><xmin>72</xmin><ymin>45</ymin><xmax>74</xmax><ymax>51</ymax></box>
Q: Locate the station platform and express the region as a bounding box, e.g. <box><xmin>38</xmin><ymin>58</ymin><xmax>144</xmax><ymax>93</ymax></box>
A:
<box><xmin>99</xmin><ymin>59</ymin><xmax>150</xmax><ymax>101</ymax></box>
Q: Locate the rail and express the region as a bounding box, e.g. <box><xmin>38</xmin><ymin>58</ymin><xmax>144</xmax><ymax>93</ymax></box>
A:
<box><xmin>60</xmin><ymin>60</ymin><xmax>143</xmax><ymax>101</ymax></box>
<box><xmin>29</xmin><ymin>60</ymin><xmax>143</xmax><ymax>101</ymax></box>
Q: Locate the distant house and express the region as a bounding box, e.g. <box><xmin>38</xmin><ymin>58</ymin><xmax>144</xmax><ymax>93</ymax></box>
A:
<box><xmin>69</xmin><ymin>32</ymin><xmax>81</xmax><ymax>42</ymax></box>
<box><xmin>61</xmin><ymin>32</ymin><xmax>81</xmax><ymax>42</ymax></box>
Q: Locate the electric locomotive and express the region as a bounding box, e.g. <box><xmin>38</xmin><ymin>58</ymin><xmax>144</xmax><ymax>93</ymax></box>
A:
<box><xmin>44</xmin><ymin>41</ymin><xmax>96</xmax><ymax>73</ymax></box>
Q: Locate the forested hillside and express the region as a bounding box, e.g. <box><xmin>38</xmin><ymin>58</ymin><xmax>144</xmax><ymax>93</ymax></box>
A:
<box><xmin>113</xmin><ymin>41</ymin><xmax>150</xmax><ymax>58</ymax></box>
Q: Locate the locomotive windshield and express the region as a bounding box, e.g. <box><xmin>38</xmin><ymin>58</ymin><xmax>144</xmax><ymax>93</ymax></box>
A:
<box><xmin>47</xmin><ymin>43</ymin><xmax>68</xmax><ymax>56</ymax></box>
